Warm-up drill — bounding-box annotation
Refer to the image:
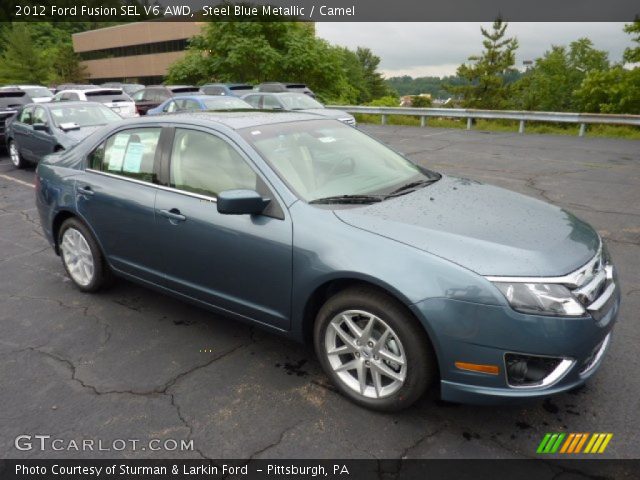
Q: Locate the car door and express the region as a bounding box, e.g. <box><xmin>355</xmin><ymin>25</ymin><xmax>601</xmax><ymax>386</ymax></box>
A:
<box><xmin>30</xmin><ymin>106</ymin><xmax>56</xmax><ymax>161</ymax></box>
<box><xmin>76</xmin><ymin>126</ymin><xmax>168</xmax><ymax>284</ymax></box>
<box><xmin>11</xmin><ymin>106</ymin><xmax>35</xmax><ymax>160</ymax></box>
<box><xmin>154</xmin><ymin>127</ymin><xmax>293</xmax><ymax>330</ymax></box>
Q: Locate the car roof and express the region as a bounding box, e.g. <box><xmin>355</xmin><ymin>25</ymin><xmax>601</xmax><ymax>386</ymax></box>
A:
<box><xmin>37</xmin><ymin>101</ymin><xmax>108</xmax><ymax>109</ymax></box>
<box><xmin>57</xmin><ymin>88</ymin><xmax>124</xmax><ymax>94</ymax></box>
<box><xmin>122</xmin><ymin>110</ymin><xmax>326</xmax><ymax>130</ymax></box>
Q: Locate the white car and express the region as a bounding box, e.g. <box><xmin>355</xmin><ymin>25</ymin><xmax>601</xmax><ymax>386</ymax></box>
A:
<box><xmin>52</xmin><ymin>88</ymin><xmax>138</xmax><ymax>118</ymax></box>
<box><xmin>1</xmin><ymin>85</ymin><xmax>53</xmax><ymax>103</ymax></box>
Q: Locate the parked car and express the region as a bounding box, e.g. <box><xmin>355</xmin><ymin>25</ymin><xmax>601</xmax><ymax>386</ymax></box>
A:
<box><xmin>0</xmin><ymin>89</ymin><xmax>31</xmax><ymax>146</ymax></box>
<box><xmin>147</xmin><ymin>95</ymin><xmax>253</xmax><ymax>115</ymax></box>
<box><xmin>256</xmin><ymin>82</ymin><xmax>315</xmax><ymax>97</ymax></box>
<box><xmin>200</xmin><ymin>83</ymin><xmax>253</xmax><ymax>97</ymax></box>
<box><xmin>34</xmin><ymin>112</ymin><xmax>619</xmax><ymax>411</ymax></box>
<box><xmin>53</xmin><ymin>84</ymin><xmax>98</xmax><ymax>94</ymax></box>
<box><xmin>242</xmin><ymin>92</ymin><xmax>355</xmax><ymax>126</ymax></box>
<box><xmin>130</xmin><ymin>85</ymin><xmax>201</xmax><ymax>116</ymax></box>
<box><xmin>52</xmin><ymin>88</ymin><xmax>138</xmax><ymax>118</ymax></box>
<box><xmin>0</xmin><ymin>85</ymin><xmax>53</xmax><ymax>103</ymax></box>
<box><xmin>101</xmin><ymin>82</ymin><xmax>145</xmax><ymax>96</ymax></box>
<box><xmin>6</xmin><ymin>102</ymin><xmax>122</xmax><ymax>168</ymax></box>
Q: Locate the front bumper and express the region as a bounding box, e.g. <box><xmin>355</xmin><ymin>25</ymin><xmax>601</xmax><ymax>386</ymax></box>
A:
<box><xmin>410</xmin><ymin>280</ymin><xmax>620</xmax><ymax>405</ymax></box>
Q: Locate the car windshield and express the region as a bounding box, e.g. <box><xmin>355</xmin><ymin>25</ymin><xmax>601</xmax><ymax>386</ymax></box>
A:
<box><xmin>23</xmin><ymin>87</ymin><xmax>53</xmax><ymax>98</ymax></box>
<box><xmin>203</xmin><ymin>97</ymin><xmax>252</xmax><ymax>110</ymax></box>
<box><xmin>240</xmin><ymin>119</ymin><xmax>439</xmax><ymax>202</ymax></box>
<box><xmin>279</xmin><ymin>94</ymin><xmax>323</xmax><ymax>110</ymax></box>
<box><xmin>50</xmin><ymin>104</ymin><xmax>122</xmax><ymax>128</ymax></box>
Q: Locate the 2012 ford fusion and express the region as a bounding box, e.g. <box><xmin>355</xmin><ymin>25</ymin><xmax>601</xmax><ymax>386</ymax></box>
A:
<box><xmin>35</xmin><ymin>112</ymin><xmax>619</xmax><ymax>411</ymax></box>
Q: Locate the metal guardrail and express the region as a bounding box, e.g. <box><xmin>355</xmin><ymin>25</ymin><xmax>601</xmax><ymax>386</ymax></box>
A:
<box><xmin>327</xmin><ymin>105</ymin><xmax>640</xmax><ymax>136</ymax></box>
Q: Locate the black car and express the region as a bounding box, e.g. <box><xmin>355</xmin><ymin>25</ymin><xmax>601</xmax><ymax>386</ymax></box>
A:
<box><xmin>130</xmin><ymin>85</ymin><xmax>200</xmax><ymax>115</ymax></box>
<box><xmin>5</xmin><ymin>102</ymin><xmax>122</xmax><ymax>168</ymax></box>
<box><xmin>256</xmin><ymin>82</ymin><xmax>315</xmax><ymax>98</ymax></box>
<box><xmin>0</xmin><ymin>89</ymin><xmax>30</xmax><ymax>145</ymax></box>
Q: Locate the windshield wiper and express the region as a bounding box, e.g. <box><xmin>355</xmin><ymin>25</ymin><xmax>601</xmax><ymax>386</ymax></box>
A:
<box><xmin>385</xmin><ymin>179</ymin><xmax>438</xmax><ymax>198</ymax></box>
<box><xmin>309</xmin><ymin>194</ymin><xmax>383</xmax><ymax>205</ymax></box>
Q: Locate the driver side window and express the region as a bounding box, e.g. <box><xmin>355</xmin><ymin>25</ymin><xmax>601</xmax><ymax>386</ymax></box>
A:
<box><xmin>19</xmin><ymin>107</ymin><xmax>33</xmax><ymax>124</ymax></box>
<box><xmin>169</xmin><ymin>129</ymin><xmax>257</xmax><ymax>198</ymax></box>
<box><xmin>33</xmin><ymin>107</ymin><xmax>48</xmax><ymax>126</ymax></box>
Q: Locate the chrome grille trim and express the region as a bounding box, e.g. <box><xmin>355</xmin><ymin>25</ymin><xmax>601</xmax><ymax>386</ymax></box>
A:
<box><xmin>580</xmin><ymin>333</ymin><xmax>611</xmax><ymax>376</ymax></box>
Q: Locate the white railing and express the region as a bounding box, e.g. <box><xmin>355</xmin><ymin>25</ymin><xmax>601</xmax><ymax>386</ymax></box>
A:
<box><xmin>327</xmin><ymin>105</ymin><xmax>640</xmax><ymax>136</ymax></box>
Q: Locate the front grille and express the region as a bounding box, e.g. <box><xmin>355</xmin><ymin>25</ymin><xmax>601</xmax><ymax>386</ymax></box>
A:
<box><xmin>567</xmin><ymin>247</ymin><xmax>615</xmax><ymax>319</ymax></box>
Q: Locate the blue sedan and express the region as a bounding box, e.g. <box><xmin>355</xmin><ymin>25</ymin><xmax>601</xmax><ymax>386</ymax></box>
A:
<box><xmin>146</xmin><ymin>95</ymin><xmax>253</xmax><ymax>116</ymax></box>
<box><xmin>34</xmin><ymin>112</ymin><xmax>619</xmax><ymax>410</ymax></box>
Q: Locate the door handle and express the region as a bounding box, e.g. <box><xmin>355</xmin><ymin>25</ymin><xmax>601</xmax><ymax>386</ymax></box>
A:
<box><xmin>159</xmin><ymin>208</ymin><xmax>186</xmax><ymax>222</ymax></box>
<box><xmin>77</xmin><ymin>185</ymin><xmax>95</xmax><ymax>196</ymax></box>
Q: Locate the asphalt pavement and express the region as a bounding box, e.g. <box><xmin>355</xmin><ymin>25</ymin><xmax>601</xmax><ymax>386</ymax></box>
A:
<box><xmin>0</xmin><ymin>125</ymin><xmax>638</xmax><ymax>460</ymax></box>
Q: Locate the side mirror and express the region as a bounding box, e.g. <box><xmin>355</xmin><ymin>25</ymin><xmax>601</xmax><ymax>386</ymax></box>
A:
<box><xmin>33</xmin><ymin>123</ymin><xmax>49</xmax><ymax>132</ymax></box>
<box><xmin>217</xmin><ymin>189</ymin><xmax>270</xmax><ymax>215</ymax></box>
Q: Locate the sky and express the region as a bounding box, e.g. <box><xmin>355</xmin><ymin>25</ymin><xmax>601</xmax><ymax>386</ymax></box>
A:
<box><xmin>315</xmin><ymin>23</ymin><xmax>631</xmax><ymax>78</ymax></box>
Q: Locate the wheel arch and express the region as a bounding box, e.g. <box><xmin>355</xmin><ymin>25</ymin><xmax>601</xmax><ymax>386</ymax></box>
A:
<box><xmin>300</xmin><ymin>277</ymin><xmax>435</xmax><ymax>351</ymax></box>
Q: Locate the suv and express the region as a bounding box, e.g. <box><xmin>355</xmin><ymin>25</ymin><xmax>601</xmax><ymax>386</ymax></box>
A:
<box><xmin>0</xmin><ymin>89</ymin><xmax>31</xmax><ymax>145</ymax></box>
<box><xmin>256</xmin><ymin>82</ymin><xmax>315</xmax><ymax>98</ymax></box>
<box><xmin>52</xmin><ymin>88</ymin><xmax>138</xmax><ymax>118</ymax></box>
<box><xmin>200</xmin><ymin>83</ymin><xmax>253</xmax><ymax>97</ymax></box>
<box><xmin>131</xmin><ymin>85</ymin><xmax>201</xmax><ymax>115</ymax></box>
<box><xmin>0</xmin><ymin>85</ymin><xmax>53</xmax><ymax>103</ymax></box>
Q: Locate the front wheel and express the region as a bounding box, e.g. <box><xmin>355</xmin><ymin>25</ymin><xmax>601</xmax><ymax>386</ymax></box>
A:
<box><xmin>8</xmin><ymin>140</ymin><xmax>26</xmax><ymax>169</ymax></box>
<box><xmin>58</xmin><ymin>218</ymin><xmax>112</xmax><ymax>292</ymax></box>
<box><xmin>314</xmin><ymin>286</ymin><xmax>437</xmax><ymax>411</ymax></box>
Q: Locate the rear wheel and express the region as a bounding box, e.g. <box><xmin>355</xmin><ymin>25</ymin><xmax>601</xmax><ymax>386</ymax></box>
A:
<box><xmin>314</xmin><ymin>286</ymin><xmax>436</xmax><ymax>411</ymax></box>
<box><xmin>58</xmin><ymin>218</ymin><xmax>112</xmax><ymax>292</ymax></box>
<box><xmin>8</xmin><ymin>140</ymin><xmax>26</xmax><ymax>169</ymax></box>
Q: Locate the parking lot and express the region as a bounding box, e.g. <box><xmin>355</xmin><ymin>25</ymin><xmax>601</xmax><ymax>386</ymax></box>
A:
<box><xmin>0</xmin><ymin>125</ymin><xmax>638</xmax><ymax>460</ymax></box>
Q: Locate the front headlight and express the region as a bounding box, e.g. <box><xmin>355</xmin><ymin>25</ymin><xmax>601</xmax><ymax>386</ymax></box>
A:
<box><xmin>493</xmin><ymin>282</ymin><xmax>585</xmax><ymax>317</ymax></box>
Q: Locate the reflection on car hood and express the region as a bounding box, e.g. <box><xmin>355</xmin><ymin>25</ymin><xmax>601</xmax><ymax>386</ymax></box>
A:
<box><xmin>299</xmin><ymin>108</ymin><xmax>353</xmax><ymax>119</ymax></box>
<box><xmin>59</xmin><ymin>125</ymin><xmax>104</xmax><ymax>144</ymax></box>
<box><xmin>334</xmin><ymin>175</ymin><xmax>600</xmax><ymax>277</ymax></box>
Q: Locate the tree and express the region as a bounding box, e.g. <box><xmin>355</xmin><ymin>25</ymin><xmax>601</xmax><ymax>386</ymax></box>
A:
<box><xmin>0</xmin><ymin>23</ymin><xmax>50</xmax><ymax>84</ymax></box>
<box><xmin>166</xmin><ymin>20</ymin><xmax>388</xmax><ymax>104</ymax></box>
<box><xmin>449</xmin><ymin>20</ymin><xmax>518</xmax><ymax>109</ymax></box>
<box><xmin>623</xmin><ymin>19</ymin><xmax>640</xmax><ymax>64</ymax></box>
<box><xmin>49</xmin><ymin>44</ymin><xmax>88</xmax><ymax>84</ymax></box>
<box><xmin>574</xmin><ymin>67</ymin><xmax>640</xmax><ymax>114</ymax></box>
<box><xmin>510</xmin><ymin>38</ymin><xmax>609</xmax><ymax>112</ymax></box>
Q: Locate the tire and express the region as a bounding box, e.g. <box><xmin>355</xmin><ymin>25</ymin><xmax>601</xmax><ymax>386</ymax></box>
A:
<box><xmin>58</xmin><ymin>218</ymin><xmax>112</xmax><ymax>292</ymax></box>
<box><xmin>8</xmin><ymin>140</ymin><xmax>26</xmax><ymax>169</ymax></box>
<box><xmin>314</xmin><ymin>286</ymin><xmax>436</xmax><ymax>411</ymax></box>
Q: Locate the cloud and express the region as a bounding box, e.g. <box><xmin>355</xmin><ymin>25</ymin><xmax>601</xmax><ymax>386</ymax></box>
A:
<box><xmin>316</xmin><ymin>22</ymin><xmax>631</xmax><ymax>77</ymax></box>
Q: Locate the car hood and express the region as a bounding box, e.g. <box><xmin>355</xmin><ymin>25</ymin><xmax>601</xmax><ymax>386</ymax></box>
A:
<box><xmin>299</xmin><ymin>108</ymin><xmax>353</xmax><ymax>119</ymax></box>
<box><xmin>334</xmin><ymin>175</ymin><xmax>600</xmax><ymax>277</ymax></box>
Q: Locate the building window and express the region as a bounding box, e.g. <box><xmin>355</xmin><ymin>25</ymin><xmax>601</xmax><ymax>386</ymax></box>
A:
<box><xmin>78</xmin><ymin>39</ymin><xmax>189</xmax><ymax>61</ymax></box>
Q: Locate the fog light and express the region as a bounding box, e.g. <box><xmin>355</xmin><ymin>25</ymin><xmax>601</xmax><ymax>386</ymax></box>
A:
<box><xmin>505</xmin><ymin>353</ymin><xmax>572</xmax><ymax>388</ymax></box>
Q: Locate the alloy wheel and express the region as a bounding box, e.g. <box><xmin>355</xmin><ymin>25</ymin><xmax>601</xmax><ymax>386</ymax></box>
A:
<box><xmin>324</xmin><ymin>310</ymin><xmax>407</xmax><ymax>399</ymax></box>
<box><xmin>60</xmin><ymin>228</ymin><xmax>95</xmax><ymax>287</ymax></box>
<box><xmin>9</xmin><ymin>142</ymin><xmax>20</xmax><ymax>167</ymax></box>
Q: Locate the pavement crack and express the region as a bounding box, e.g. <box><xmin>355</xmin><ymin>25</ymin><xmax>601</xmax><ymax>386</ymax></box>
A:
<box><xmin>398</xmin><ymin>424</ymin><xmax>446</xmax><ymax>459</ymax></box>
<box><xmin>248</xmin><ymin>421</ymin><xmax>302</xmax><ymax>460</ymax></box>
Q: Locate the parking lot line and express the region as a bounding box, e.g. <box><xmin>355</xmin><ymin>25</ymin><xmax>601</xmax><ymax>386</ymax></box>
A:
<box><xmin>0</xmin><ymin>173</ymin><xmax>35</xmax><ymax>188</ymax></box>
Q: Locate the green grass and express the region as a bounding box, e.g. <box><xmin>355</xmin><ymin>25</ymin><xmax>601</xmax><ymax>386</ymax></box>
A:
<box><xmin>354</xmin><ymin>114</ymin><xmax>640</xmax><ymax>140</ymax></box>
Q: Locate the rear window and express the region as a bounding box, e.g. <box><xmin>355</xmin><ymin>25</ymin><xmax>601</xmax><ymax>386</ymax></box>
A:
<box><xmin>171</xmin><ymin>87</ymin><xmax>200</xmax><ymax>94</ymax></box>
<box><xmin>229</xmin><ymin>85</ymin><xmax>253</xmax><ymax>91</ymax></box>
<box><xmin>285</xmin><ymin>84</ymin><xmax>307</xmax><ymax>89</ymax></box>
<box><xmin>86</xmin><ymin>90</ymin><xmax>131</xmax><ymax>103</ymax></box>
<box><xmin>0</xmin><ymin>91</ymin><xmax>28</xmax><ymax>109</ymax></box>
<box><xmin>22</xmin><ymin>87</ymin><xmax>53</xmax><ymax>99</ymax></box>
